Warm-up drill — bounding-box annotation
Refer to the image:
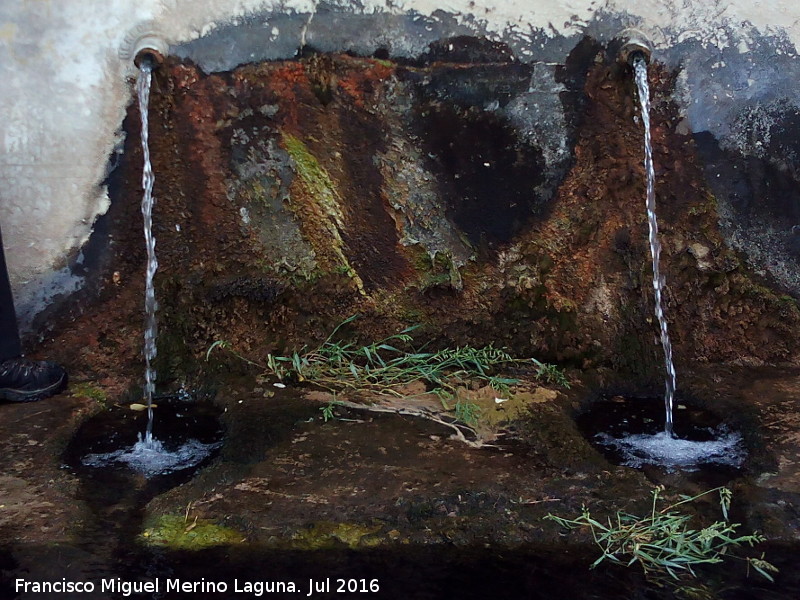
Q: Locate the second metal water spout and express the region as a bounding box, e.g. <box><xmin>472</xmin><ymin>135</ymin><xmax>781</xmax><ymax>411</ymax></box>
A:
<box><xmin>617</xmin><ymin>28</ymin><xmax>653</xmax><ymax>66</ymax></box>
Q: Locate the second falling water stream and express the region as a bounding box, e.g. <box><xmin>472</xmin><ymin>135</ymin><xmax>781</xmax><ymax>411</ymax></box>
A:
<box><xmin>633</xmin><ymin>55</ymin><xmax>677</xmax><ymax>437</ymax></box>
<box><xmin>587</xmin><ymin>54</ymin><xmax>745</xmax><ymax>472</ymax></box>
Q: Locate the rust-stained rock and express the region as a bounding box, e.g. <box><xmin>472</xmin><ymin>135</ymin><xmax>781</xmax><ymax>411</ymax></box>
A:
<box><xmin>35</xmin><ymin>44</ymin><xmax>800</xmax><ymax>397</ymax></box>
<box><xmin>6</xmin><ymin>35</ymin><xmax>800</xmax><ymax>600</ymax></box>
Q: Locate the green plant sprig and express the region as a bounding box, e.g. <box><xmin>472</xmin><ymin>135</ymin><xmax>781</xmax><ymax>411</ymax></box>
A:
<box><xmin>545</xmin><ymin>486</ymin><xmax>778</xmax><ymax>589</ymax></box>
<box><xmin>207</xmin><ymin>315</ymin><xmax>569</xmax><ymax>397</ymax></box>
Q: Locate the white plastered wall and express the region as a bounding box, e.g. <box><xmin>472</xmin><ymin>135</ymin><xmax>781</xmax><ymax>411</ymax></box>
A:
<box><xmin>1</xmin><ymin>0</ymin><xmax>799</xmax><ymax>326</ymax></box>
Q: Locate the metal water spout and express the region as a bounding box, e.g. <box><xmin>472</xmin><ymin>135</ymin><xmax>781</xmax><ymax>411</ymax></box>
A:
<box><xmin>120</xmin><ymin>22</ymin><xmax>169</xmax><ymax>69</ymax></box>
<box><xmin>134</xmin><ymin>44</ymin><xmax>166</xmax><ymax>69</ymax></box>
<box><xmin>617</xmin><ymin>28</ymin><xmax>653</xmax><ymax>66</ymax></box>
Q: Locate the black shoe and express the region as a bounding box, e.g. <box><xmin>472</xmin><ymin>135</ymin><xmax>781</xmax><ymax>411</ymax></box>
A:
<box><xmin>0</xmin><ymin>358</ymin><xmax>68</xmax><ymax>402</ymax></box>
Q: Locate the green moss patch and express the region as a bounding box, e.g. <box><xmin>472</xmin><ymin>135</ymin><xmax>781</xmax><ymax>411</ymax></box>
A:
<box><xmin>281</xmin><ymin>132</ymin><xmax>364</xmax><ymax>293</ymax></box>
<box><xmin>288</xmin><ymin>521</ymin><xmax>384</xmax><ymax>550</ymax></box>
<box><xmin>70</xmin><ymin>382</ymin><xmax>108</xmax><ymax>405</ymax></box>
<box><xmin>141</xmin><ymin>515</ymin><xmax>245</xmax><ymax>550</ymax></box>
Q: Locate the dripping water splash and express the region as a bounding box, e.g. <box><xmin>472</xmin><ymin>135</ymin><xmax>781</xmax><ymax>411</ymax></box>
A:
<box><xmin>634</xmin><ymin>55</ymin><xmax>677</xmax><ymax>437</ymax></box>
<box><xmin>80</xmin><ymin>62</ymin><xmax>221</xmax><ymax>477</ymax></box>
<box><xmin>581</xmin><ymin>54</ymin><xmax>746</xmax><ymax>472</ymax></box>
<box><xmin>138</xmin><ymin>60</ymin><xmax>158</xmax><ymax>446</ymax></box>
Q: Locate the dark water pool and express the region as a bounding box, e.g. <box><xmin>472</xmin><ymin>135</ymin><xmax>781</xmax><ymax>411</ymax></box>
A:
<box><xmin>62</xmin><ymin>393</ymin><xmax>224</xmax><ymax>486</ymax></box>
<box><xmin>576</xmin><ymin>395</ymin><xmax>746</xmax><ymax>483</ymax></box>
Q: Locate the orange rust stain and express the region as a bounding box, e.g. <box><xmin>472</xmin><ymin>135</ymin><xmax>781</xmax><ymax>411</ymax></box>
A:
<box><xmin>269</xmin><ymin>63</ymin><xmax>310</xmax><ymax>128</ymax></box>
<box><xmin>369</xmin><ymin>62</ymin><xmax>395</xmax><ymax>80</ymax></box>
<box><xmin>176</xmin><ymin>75</ymin><xmax>230</xmax><ymax>230</ymax></box>
<box><xmin>337</xmin><ymin>62</ymin><xmax>394</xmax><ymax>109</ymax></box>
<box><xmin>337</xmin><ymin>76</ymin><xmax>368</xmax><ymax>109</ymax></box>
<box><xmin>171</xmin><ymin>64</ymin><xmax>200</xmax><ymax>89</ymax></box>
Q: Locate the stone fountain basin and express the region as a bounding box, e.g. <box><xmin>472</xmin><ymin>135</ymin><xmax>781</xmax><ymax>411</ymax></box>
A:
<box><xmin>1</xmin><ymin>366</ymin><xmax>800</xmax><ymax>597</ymax></box>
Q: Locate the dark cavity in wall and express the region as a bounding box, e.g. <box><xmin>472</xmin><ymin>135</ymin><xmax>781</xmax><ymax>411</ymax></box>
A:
<box><xmin>335</xmin><ymin>95</ymin><xmax>410</xmax><ymax>290</ymax></box>
<box><xmin>413</xmin><ymin>101</ymin><xmax>546</xmax><ymax>248</ymax></box>
<box><xmin>405</xmin><ymin>37</ymin><xmax>573</xmax><ymax>250</ymax></box>
<box><xmin>704</xmin><ymin>100</ymin><xmax>800</xmax><ymax>223</ymax></box>
<box><xmin>696</xmin><ymin>131</ymin><xmax>800</xmax><ymax>226</ymax></box>
<box><xmin>694</xmin><ymin>105</ymin><xmax>800</xmax><ymax>297</ymax></box>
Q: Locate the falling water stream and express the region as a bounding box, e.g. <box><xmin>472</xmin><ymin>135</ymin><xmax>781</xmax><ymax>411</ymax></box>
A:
<box><xmin>585</xmin><ymin>55</ymin><xmax>745</xmax><ymax>472</ymax></box>
<box><xmin>80</xmin><ymin>60</ymin><xmax>220</xmax><ymax>477</ymax></box>
<box><xmin>633</xmin><ymin>55</ymin><xmax>677</xmax><ymax>437</ymax></box>
<box><xmin>139</xmin><ymin>60</ymin><xmax>158</xmax><ymax>443</ymax></box>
